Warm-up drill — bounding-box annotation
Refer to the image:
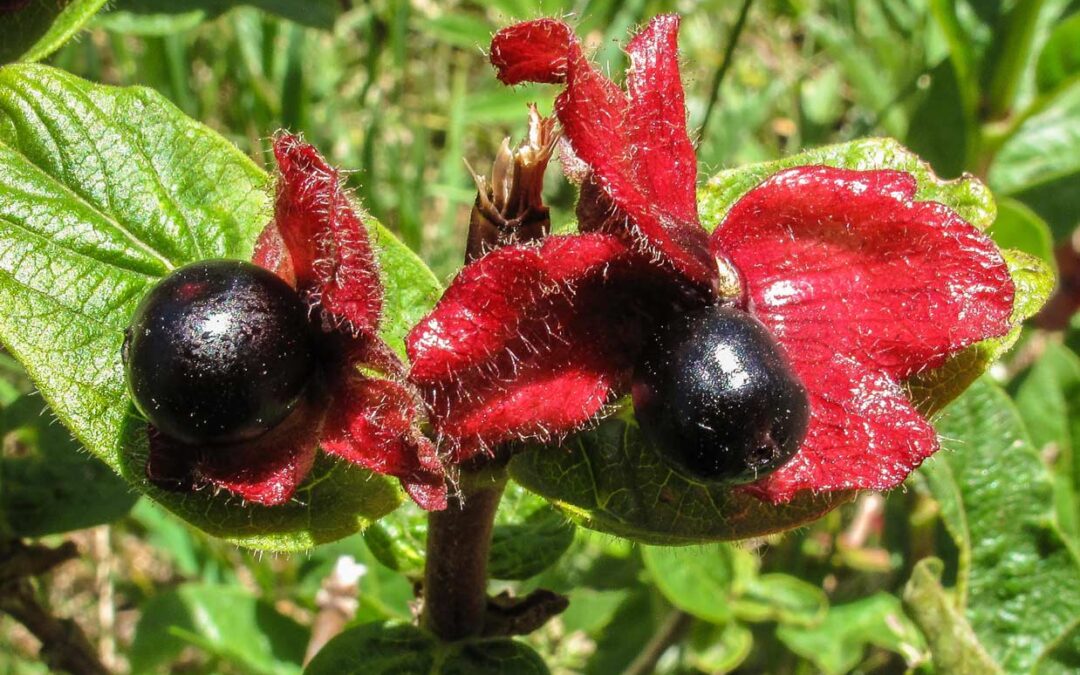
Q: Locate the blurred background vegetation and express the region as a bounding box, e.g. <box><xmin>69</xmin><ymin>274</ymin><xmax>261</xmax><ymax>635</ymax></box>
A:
<box><xmin>2</xmin><ymin>0</ymin><xmax>1080</xmax><ymax>673</ymax></box>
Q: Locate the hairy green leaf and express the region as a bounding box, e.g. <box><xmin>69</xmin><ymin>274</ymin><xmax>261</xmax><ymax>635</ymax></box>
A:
<box><xmin>921</xmin><ymin>378</ymin><xmax>1080</xmax><ymax>672</ymax></box>
<box><xmin>0</xmin><ymin>0</ymin><xmax>108</xmax><ymax>64</ymax></box>
<box><xmin>304</xmin><ymin>622</ymin><xmax>549</xmax><ymax>675</ymax></box>
<box><xmin>131</xmin><ymin>583</ymin><xmax>307</xmax><ymax>675</ymax></box>
<box><xmin>0</xmin><ymin>395</ymin><xmax>137</xmax><ymax>536</ymax></box>
<box><xmin>510</xmin><ymin>417</ymin><xmax>851</xmax><ymax>545</ymax></box>
<box><xmin>778</xmin><ymin>593</ymin><xmax>927</xmax><ymax>675</ymax></box>
<box><xmin>1013</xmin><ymin>341</ymin><xmax>1080</xmax><ymax>551</ymax></box>
<box><xmin>0</xmin><ymin>64</ymin><xmax>449</xmax><ymax>550</ymax></box>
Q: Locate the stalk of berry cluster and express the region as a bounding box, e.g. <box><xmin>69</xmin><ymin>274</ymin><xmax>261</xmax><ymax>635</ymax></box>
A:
<box><xmin>419</xmin><ymin>109</ymin><xmax>557</xmax><ymax>640</ymax></box>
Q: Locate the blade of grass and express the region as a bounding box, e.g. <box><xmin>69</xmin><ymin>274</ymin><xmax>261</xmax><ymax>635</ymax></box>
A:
<box><xmin>699</xmin><ymin>0</ymin><xmax>755</xmax><ymax>145</ymax></box>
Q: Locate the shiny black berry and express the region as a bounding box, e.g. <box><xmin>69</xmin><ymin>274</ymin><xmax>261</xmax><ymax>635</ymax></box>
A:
<box><xmin>632</xmin><ymin>305</ymin><xmax>809</xmax><ymax>484</ymax></box>
<box><xmin>123</xmin><ymin>260</ymin><xmax>317</xmax><ymax>446</ymax></box>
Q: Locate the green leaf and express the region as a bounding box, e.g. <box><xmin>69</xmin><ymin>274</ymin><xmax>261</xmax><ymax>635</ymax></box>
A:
<box><xmin>0</xmin><ymin>64</ymin><xmax>444</xmax><ymax>550</ymax></box>
<box><xmin>989</xmin><ymin>82</ymin><xmax>1080</xmax><ymax>239</ymax></box>
<box><xmin>1037</xmin><ymin>12</ymin><xmax>1080</xmax><ymax>95</ymax></box>
<box><xmin>778</xmin><ymin>592</ymin><xmax>927</xmax><ymax>675</ymax></box>
<box><xmin>1013</xmin><ymin>342</ymin><xmax>1080</xmax><ymax>549</ymax></box>
<box><xmin>362</xmin><ymin>501</ymin><xmax>427</xmax><ymax>577</ymax></box>
<box><xmin>989</xmin><ymin>197</ymin><xmax>1057</xmax><ymax>270</ymax></box>
<box><xmin>304</xmin><ymin>622</ymin><xmax>549</xmax><ymax>675</ymax></box>
<box><xmin>364</xmin><ymin>482</ymin><xmax>575</xmax><ymax>581</ymax></box>
<box><xmin>304</xmin><ymin>623</ymin><xmax>434</xmax><ymax>675</ymax></box>
<box><xmin>0</xmin><ymin>394</ymin><xmax>137</xmax><ymax>536</ymax></box>
<box><xmin>0</xmin><ymin>0</ymin><xmax>109</xmax><ymax>64</ymax></box>
<box><xmin>731</xmin><ymin>574</ymin><xmax>827</xmax><ymax>627</ymax></box>
<box><xmin>131</xmin><ymin>583</ymin><xmax>307</xmax><ymax>675</ymax></box>
<box><xmin>906</xmin><ymin>58</ymin><xmax>972</xmax><ymax>179</ymax></box>
<box><xmin>920</xmin><ymin>378</ymin><xmax>1080</xmax><ymax>672</ymax></box>
<box><xmin>509</xmin><ymin>416</ymin><xmax>851</xmax><ymax>545</ymax></box>
<box><xmin>371</xmin><ymin>222</ymin><xmax>442</xmax><ymax>360</ymax></box>
<box><xmin>439</xmin><ymin>639</ymin><xmax>550</xmax><ymax>675</ymax></box>
<box><xmin>685</xmin><ymin>621</ymin><xmax>753</xmax><ymax>674</ymax></box>
<box><xmin>641</xmin><ymin>544</ymin><xmax>756</xmax><ymax>624</ymax></box>
<box><xmin>643</xmin><ymin>544</ymin><xmax>824</xmax><ymax>628</ymax></box>
<box><xmin>903</xmin><ymin>558</ymin><xmax>1002</xmax><ymax>674</ymax></box>
<box><xmin>584</xmin><ymin>587</ymin><xmax>659</xmax><ymax>675</ymax></box>
<box><xmin>488</xmin><ymin>483</ymin><xmax>576</xmax><ymax>580</ymax></box>
<box><xmin>97</xmin><ymin>0</ymin><xmax>342</xmax><ymax>34</ymax></box>
<box><xmin>699</xmin><ymin>137</ymin><xmax>996</xmax><ymax>232</ymax></box>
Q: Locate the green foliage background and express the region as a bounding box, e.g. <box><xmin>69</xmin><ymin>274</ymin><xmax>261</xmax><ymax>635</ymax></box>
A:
<box><xmin>0</xmin><ymin>0</ymin><xmax>1078</xmax><ymax>673</ymax></box>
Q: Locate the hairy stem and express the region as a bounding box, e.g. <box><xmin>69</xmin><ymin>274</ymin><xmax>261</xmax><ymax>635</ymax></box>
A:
<box><xmin>421</xmin><ymin>468</ymin><xmax>508</xmax><ymax>641</ymax></box>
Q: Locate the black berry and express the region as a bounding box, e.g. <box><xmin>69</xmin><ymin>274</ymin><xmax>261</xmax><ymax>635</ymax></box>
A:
<box><xmin>124</xmin><ymin>260</ymin><xmax>317</xmax><ymax>446</ymax></box>
<box><xmin>632</xmin><ymin>305</ymin><xmax>809</xmax><ymax>484</ymax></box>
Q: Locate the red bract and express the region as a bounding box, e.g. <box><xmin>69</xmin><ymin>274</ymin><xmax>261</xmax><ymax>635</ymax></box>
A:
<box><xmin>492</xmin><ymin>15</ymin><xmax>716</xmax><ymax>294</ymax></box>
<box><xmin>146</xmin><ymin>134</ymin><xmax>446</xmax><ymax>510</ymax></box>
<box><xmin>407</xmin><ymin>15</ymin><xmax>1015</xmax><ymax>502</ymax></box>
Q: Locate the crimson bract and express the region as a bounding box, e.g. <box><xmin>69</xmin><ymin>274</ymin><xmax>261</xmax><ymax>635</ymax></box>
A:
<box><xmin>140</xmin><ymin>135</ymin><xmax>446</xmax><ymax>510</ymax></box>
<box><xmin>405</xmin><ymin>16</ymin><xmax>1016</xmax><ymax>503</ymax></box>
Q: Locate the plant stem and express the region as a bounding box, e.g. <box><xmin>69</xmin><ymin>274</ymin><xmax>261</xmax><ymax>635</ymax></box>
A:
<box><xmin>0</xmin><ymin>539</ymin><xmax>108</xmax><ymax>675</ymax></box>
<box><xmin>985</xmin><ymin>0</ymin><xmax>1046</xmax><ymax>121</ymax></box>
<box><xmin>699</xmin><ymin>0</ymin><xmax>754</xmax><ymax>143</ymax></box>
<box><xmin>623</xmin><ymin>610</ymin><xmax>694</xmax><ymax>675</ymax></box>
<box><xmin>421</xmin><ymin>468</ymin><xmax>508</xmax><ymax>641</ymax></box>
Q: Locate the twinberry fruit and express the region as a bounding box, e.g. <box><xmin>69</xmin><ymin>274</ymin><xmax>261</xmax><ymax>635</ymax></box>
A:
<box><xmin>124</xmin><ymin>260</ymin><xmax>317</xmax><ymax>446</ymax></box>
<box><xmin>632</xmin><ymin>306</ymin><xmax>810</xmax><ymax>484</ymax></box>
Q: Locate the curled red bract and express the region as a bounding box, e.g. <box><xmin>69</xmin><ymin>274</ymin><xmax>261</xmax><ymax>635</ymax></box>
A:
<box><xmin>408</xmin><ymin>15</ymin><xmax>1016</xmax><ymax>502</ymax></box>
<box><xmin>146</xmin><ymin>134</ymin><xmax>446</xmax><ymax>510</ymax></box>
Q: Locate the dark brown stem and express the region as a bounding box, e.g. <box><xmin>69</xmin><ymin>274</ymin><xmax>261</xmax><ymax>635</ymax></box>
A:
<box><xmin>421</xmin><ymin>470</ymin><xmax>507</xmax><ymax>641</ymax></box>
<box><xmin>623</xmin><ymin>610</ymin><xmax>694</xmax><ymax>675</ymax></box>
<box><xmin>0</xmin><ymin>541</ymin><xmax>78</xmax><ymax>583</ymax></box>
<box><xmin>0</xmin><ymin>541</ymin><xmax>108</xmax><ymax>675</ymax></box>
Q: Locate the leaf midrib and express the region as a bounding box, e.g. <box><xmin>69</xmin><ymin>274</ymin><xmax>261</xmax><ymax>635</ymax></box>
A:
<box><xmin>0</xmin><ymin>77</ymin><xmax>178</xmax><ymax>272</ymax></box>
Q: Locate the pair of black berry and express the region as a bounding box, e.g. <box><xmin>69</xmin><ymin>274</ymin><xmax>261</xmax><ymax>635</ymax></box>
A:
<box><xmin>126</xmin><ymin>261</ymin><xmax>807</xmax><ymax>484</ymax></box>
